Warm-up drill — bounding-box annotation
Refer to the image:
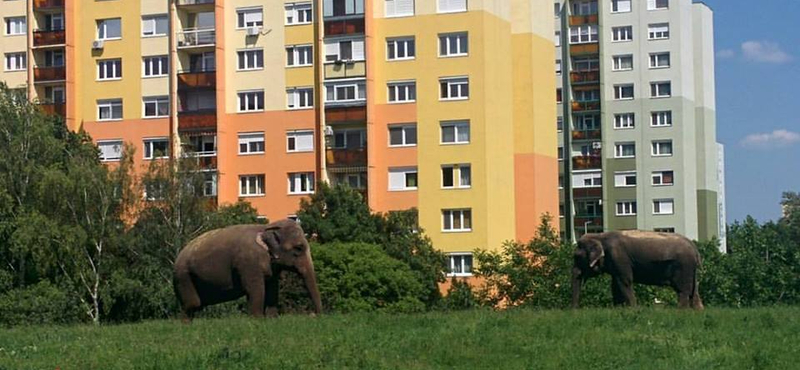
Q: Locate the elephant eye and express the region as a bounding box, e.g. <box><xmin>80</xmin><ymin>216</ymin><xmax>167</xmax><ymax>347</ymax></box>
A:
<box><xmin>293</xmin><ymin>245</ymin><xmax>304</xmax><ymax>254</ymax></box>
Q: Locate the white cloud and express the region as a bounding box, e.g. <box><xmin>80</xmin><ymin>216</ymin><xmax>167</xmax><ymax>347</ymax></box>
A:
<box><xmin>741</xmin><ymin>41</ymin><xmax>792</xmax><ymax>64</ymax></box>
<box><xmin>717</xmin><ymin>49</ymin><xmax>735</xmax><ymax>59</ymax></box>
<box><xmin>741</xmin><ymin>129</ymin><xmax>800</xmax><ymax>148</ymax></box>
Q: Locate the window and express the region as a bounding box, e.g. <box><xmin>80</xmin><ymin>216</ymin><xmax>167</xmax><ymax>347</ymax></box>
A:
<box><xmin>143</xmin><ymin>96</ymin><xmax>169</xmax><ymax>118</ymax></box>
<box><xmin>45</xmin><ymin>86</ymin><xmax>65</xmax><ymax>103</ymax></box>
<box><xmin>5</xmin><ymin>17</ymin><xmax>25</xmax><ymax>35</ymax></box>
<box><xmin>237</xmin><ymin>90</ymin><xmax>265</xmax><ymax>112</ymax></box>
<box><xmin>389</xmin><ymin>167</ymin><xmax>418</xmax><ymax>191</ymax></box>
<box><xmin>572</xmin><ymin>1</ymin><xmax>598</xmax><ymax>15</ymax></box>
<box><xmin>611</xmin><ymin>26</ymin><xmax>633</xmax><ymax>42</ymax></box>
<box><xmin>325</xmin><ymin>81</ymin><xmax>366</xmax><ymax>104</ymax></box>
<box><xmin>189</xmin><ymin>52</ymin><xmax>215</xmax><ymax>72</ymax></box>
<box><xmin>574</xmin><ymin>115</ymin><xmax>599</xmax><ymax>130</ymax></box>
<box><xmin>440</xmin><ymin>77</ymin><xmax>469</xmax><ymax>100</ymax></box>
<box><xmin>203</xmin><ymin>173</ymin><xmax>218</xmax><ymax>197</ymax></box>
<box><xmin>651</xmin><ymin>140</ymin><xmax>673</xmax><ymax>156</ymax></box>
<box><xmin>612</xmin><ymin>55</ymin><xmax>633</xmax><ymax>71</ymax></box>
<box><xmin>614</xmin><ymin>142</ymin><xmax>635</xmax><ymax>158</ymax></box>
<box><xmin>650</xmin><ymin>81</ymin><xmax>672</xmax><ymax>98</ymax></box>
<box><xmin>556</xmin><ymin>88</ymin><xmax>563</xmax><ymax>104</ymax></box>
<box><xmin>443</xmin><ymin>209</ymin><xmax>472</xmax><ymax>232</ymax></box>
<box><xmin>143</xmin><ymin>138</ymin><xmax>169</xmax><ymax>160</ymax></box>
<box><xmin>387</xmin><ymin>37</ymin><xmax>415</xmax><ymax>60</ymax></box>
<box><xmin>142</xmin><ymin>56</ymin><xmax>169</xmax><ymax>77</ymax></box>
<box><xmin>386</xmin><ymin>0</ymin><xmax>414</xmax><ymax>17</ymax></box>
<box><xmin>616</xmin><ymin>201</ymin><xmax>637</xmax><ymax>216</ymax></box>
<box><xmin>649</xmin><ymin>52</ymin><xmax>670</xmax><ymax>68</ymax></box>
<box><xmin>97</xmin><ymin>18</ymin><xmax>121</xmax><ymax>40</ymax></box>
<box><xmin>388</xmin><ymin>81</ymin><xmax>416</xmax><ymax>103</ymax></box>
<box><xmin>652</xmin><ymin>170</ymin><xmax>674</xmax><ymax>186</ymax></box>
<box><xmin>558</xmin><ymin>147</ymin><xmax>564</xmax><ymax>161</ymax></box>
<box><xmin>569</xmin><ymin>25</ymin><xmax>598</xmax><ymax>44</ymax></box>
<box><xmin>97</xmin><ymin>99</ymin><xmax>122</xmax><ymax>121</ymax></box>
<box><xmin>614</xmin><ymin>171</ymin><xmax>637</xmax><ymax>187</ymax></box>
<box><xmin>654</xmin><ymin>227</ymin><xmax>675</xmax><ymax>233</ymax></box>
<box><xmin>239</xmin><ymin>175</ymin><xmax>265</xmax><ymax>197</ymax></box>
<box><xmin>554</xmin><ymin>3</ymin><xmax>561</xmax><ymax>17</ymax></box>
<box><xmin>287</xmin><ymin>130</ymin><xmax>314</xmax><ymax>152</ymax></box>
<box><xmin>439</xmin><ymin>33</ymin><xmax>468</xmax><ymax>57</ymax></box>
<box><xmin>447</xmin><ymin>253</ymin><xmax>473</xmax><ymax>277</ymax></box>
<box><xmin>325</xmin><ymin>39</ymin><xmax>365</xmax><ymax>62</ymax></box>
<box><xmin>98</xmin><ymin>59</ymin><xmax>122</xmax><ymax>80</ymax></box>
<box><xmin>287</xmin><ymin>87</ymin><xmax>313</xmax><ymax>109</ymax></box>
<box><xmin>188</xmin><ymin>135</ymin><xmax>216</xmax><ymax>156</ymax></box>
<box><xmin>653</xmin><ymin>199</ymin><xmax>674</xmax><ymax>215</ymax></box>
<box><xmin>98</xmin><ymin>140</ymin><xmax>123</xmax><ymax>162</ymax></box>
<box><xmin>651</xmin><ymin>111</ymin><xmax>672</xmax><ymax>127</ymax></box>
<box><xmin>334</xmin><ymin>173</ymin><xmax>367</xmax><ymax>189</ymax></box>
<box><xmin>614</xmin><ymin>113</ymin><xmax>635</xmax><ymax>129</ymax></box>
<box><xmin>648</xmin><ymin>0</ymin><xmax>668</xmax><ymax>10</ymax></box>
<box><xmin>142</xmin><ymin>15</ymin><xmax>168</xmax><ymax>37</ymax></box>
<box><xmin>237</xmin><ymin>8</ymin><xmax>263</xmax><ymax>28</ymax></box>
<box><xmin>554</xmin><ymin>31</ymin><xmax>561</xmax><ymax>47</ymax></box>
<box><xmin>324</xmin><ymin>0</ymin><xmax>365</xmax><ymax>17</ymax></box>
<box><xmin>389</xmin><ymin>124</ymin><xmax>417</xmax><ymax>147</ymax></box>
<box><xmin>573</xmin><ymin>171</ymin><xmax>602</xmax><ymax>188</ymax></box>
<box><xmin>442</xmin><ymin>164</ymin><xmax>471</xmax><ymax>189</ymax></box>
<box><xmin>4</xmin><ymin>53</ymin><xmax>26</xmax><ymax>71</ymax></box>
<box><xmin>557</xmin><ymin>117</ymin><xmax>564</xmax><ymax>132</ymax></box>
<box><xmin>556</xmin><ymin>59</ymin><xmax>562</xmax><ymax>75</ymax></box>
<box><xmin>648</xmin><ymin>23</ymin><xmax>670</xmax><ymax>40</ymax></box>
<box><xmin>286</xmin><ymin>45</ymin><xmax>313</xmax><ymax>67</ymax></box>
<box><xmin>611</xmin><ymin>0</ymin><xmax>631</xmax><ymax>13</ymax></box>
<box><xmin>438</xmin><ymin>0</ymin><xmax>467</xmax><ymax>13</ymax></box>
<box><xmin>47</xmin><ymin>13</ymin><xmax>64</xmax><ymax>31</ymax></box>
<box><xmin>331</xmin><ymin>129</ymin><xmax>365</xmax><ymax>149</ymax></box>
<box><xmin>574</xmin><ymin>89</ymin><xmax>599</xmax><ymax>102</ymax></box>
<box><xmin>238</xmin><ymin>49</ymin><xmax>264</xmax><ymax>70</ymax></box>
<box><xmin>44</xmin><ymin>50</ymin><xmax>64</xmax><ymax>67</ymax></box>
<box><xmin>441</xmin><ymin>121</ymin><xmax>470</xmax><ymax>144</ymax></box>
<box><xmin>238</xmin><ymin>132</ymin><xmax>265</xmax><ymax>155</ymax></box>
<box><xmin>288</xmin><ymin>173</ymin><xmax>315</xmax><ymax>194</ymax></box>
<box><xmin>286</xmin><ymin>2</ymin><xmax>313</xmax><ymax>25</ymax></box>
<box><xmin>614</xmin><ymin>84</ymin><xmax>634</xmax><ymax>100</ymax></box>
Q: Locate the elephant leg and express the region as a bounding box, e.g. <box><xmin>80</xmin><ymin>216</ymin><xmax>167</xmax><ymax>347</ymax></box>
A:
<box><xmin>242</xmin><ymin>275</ymin><xmax>266</xmax><ymax>318</ymax></box>
<box><xmin>175</xmin><ymin>272</ymin><xmax>201</xmax><ymax>323</ymax></box>
<box><xmin>265</xmin><ymin>275</ymin><xmax>280</xmax><ymax>318</ymax></box>
<box><xmin>613</xmin><ymin>277</ymin><xmax>637</xmax><ymax>306</ymax></box>
<box><xmin>611</xmin><ymin>279</ymin><xmax>626</xmax><ymax>306</ymax></box>
<box><xmin>691</xmin><ymin>289</ymin><xmax>705</xmax><ymax>310</ymax></box>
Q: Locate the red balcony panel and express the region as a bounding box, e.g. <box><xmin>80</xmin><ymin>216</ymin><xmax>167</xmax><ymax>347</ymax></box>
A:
<box><xmin>324</xmin><ymin>18</ymin><xmax>365</xmax><ymax>37</ymax></box>
<box><xmin>39</xmin><ymin>103</ymin><xmax>66</xmax><ymax>116</ymax></box>
<box><xmin>570</xmin><ymin>43</ymin><xmax>599</xmax><ymax>56</ymax></box>
<box><xmin>570</xmin><ymin>71</ymin><xmax>600</xmax><ymax>84</ymax></box>
<box><xmin>573</xmin><ymin>187</ymin><xmax>603</xmax><ymax>199</ymax></box>
<box><xmin>569</xmin><ymin>14</ymin><xmax>599</xmax><ymax>26</ymax></box>
<box><xmin>571</xmin><ymin>101</ymin><xmax>601</xmax><ymax>112</ymax></box>
<box><xmin>326</xmin><ymin>148</ymin><xmax>367</xmax><ymax>167</ymax></box>
<box><xmin>34</xmin><ymin>67</ymin><xmax>66</xmax><ymax>82</ymax></box>
<box><xmin>33</xmin><ymin>30</ymin><xmax>66</xmax><ymax>47</ymax></box>
<box><xmin>572</xmin><ymin>130</ymin><xmax>602</xmax><ymax>141</ymax></box>
<box><xmin>325</xmin><ymin>106</ymin><xmax>366</xmax><ymax>124</ymax></box>
<box><xmin>198</xmin><ymin>156</ymin><xmax>217</xmax><ymax>170</ymax></box>
<box><xmin>178</xmin><ymin>111</ymin><xmax>217</xmax><ymax>131</ymax></box>
<box><xmin>572</xmin><ymin>156</ymin><xmax>602</xmax><ymax>170</ymax></box>
<box><xmin>178</xmin><ymin>71</ymin><xmax>216</xmax><ymax>89</ymax></box>
<box><xmin>33</xmin><ymin>0</ymin><xmax>64</xmax><ymax>10</ymax></box>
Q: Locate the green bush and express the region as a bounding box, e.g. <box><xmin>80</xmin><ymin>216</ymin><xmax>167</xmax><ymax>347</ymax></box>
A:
<box><xmin>313</xmin><ymin>242</ymin><xmax>425</xmax><ymax>313</ymax></box>
<box><xmin>440</xmin><ymin>278</ymin><xmax>479</xmax><ymax>311</ymax></box>
<box><xmin>0</xmin><ymin>281</ymin><xmax>83</xmax><ymax>326</ymax></box>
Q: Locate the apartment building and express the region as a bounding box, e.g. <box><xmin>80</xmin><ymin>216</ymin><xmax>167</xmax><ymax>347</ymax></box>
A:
<box><xmin>555</xmin><ymin>0</ymin><xmax>725</xmax><ymax>243</ymax></box>
<box><xmin>1</xmin><ymin>0</ymin><xmax>559</xmax><ymax>276</ymax></box>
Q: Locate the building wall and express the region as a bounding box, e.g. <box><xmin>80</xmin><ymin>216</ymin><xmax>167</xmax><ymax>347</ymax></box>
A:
<box><xmin>0</xmin><ymin>0</ymin><xmax>28</xmax><ymax>90</ymax></box>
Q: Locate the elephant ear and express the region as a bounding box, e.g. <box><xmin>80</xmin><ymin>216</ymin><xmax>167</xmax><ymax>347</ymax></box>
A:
<box><xmin>256</xmin><ymin>225</ymin><xmax>282</xmax><ymax>259</ymax></box>
<box><xmin>588</xmin><ymin>239</ymin><xmax>605</xmax><ymax>268</ymax></box>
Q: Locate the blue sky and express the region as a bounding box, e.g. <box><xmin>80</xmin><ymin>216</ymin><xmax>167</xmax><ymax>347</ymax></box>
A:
<box><xmin>700</xmin><ymin>0</ymin><xmax>800</xmax><ymax>223</ymax></box>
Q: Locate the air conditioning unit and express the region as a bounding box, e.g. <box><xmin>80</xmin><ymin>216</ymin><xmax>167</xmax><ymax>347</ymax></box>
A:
<box><xmin>592</xmin><ymin>142</ymin><xmax>602</xmax><ymax>150</ymax></box>
<box><xmin>92</xmin><ymin>40</ymin><xmax>104</xmax><ymax>49</ymax></box>
<box><xmin>246</xmin><ymin>27</ymin><xmax>260</xmax><ymax>36</ymax></box>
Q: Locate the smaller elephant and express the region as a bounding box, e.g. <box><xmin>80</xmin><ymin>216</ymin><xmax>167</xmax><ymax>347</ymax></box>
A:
<box><xmin>173</xmin><ymin>220</ymin><xmax>322</xmax><ymax>321</ymax></box>
<box><xmin>572</xmin><ymin>230</ymin><xmax>703</xmax><ymax>309</ymax></box>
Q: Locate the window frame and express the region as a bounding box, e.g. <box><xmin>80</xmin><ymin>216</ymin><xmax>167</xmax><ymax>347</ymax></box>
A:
<box><xmin>442</xmin><ymin>209</ymin><xmax>472</xmax><ymax>232</ymax></box>
<box><xmin>610</xmin><ymin>0</ymin><xmax>632</xmax><ymax>13</ymax></box>
<box><xmin>97</xmin><ymin>18</ymin><xmax>122</xmax><ymax>40</ymax></box>
<box><xmin>439</xmin><ymin>76</ymin><xmax>469</xmax><ymax>101</ymax></box>
<box><xmin>611</xmin><ymin>26</ymin><xmax>633</xmax><ymax>42</ymax></box>
<box><xmin>447</xmin><ymin>253</ymin><xmax>474</xmax><ymax>277</ymax></box>
<box><xmin>653</xmin><ymin>199</ymin><xmax>675</xmax><ymax>215</ymax></box>
<box><xmin>325</xmin><ymin>80</ymin><xmax>367</xmax><ymax>104</ymax></box>
<box><xmin>5</xmin><ymin>17</ymin><xmax>26</xmax><ymax>36</ymax></box>
<box><xmin>288</xmin><ymin>172</ymin><xmax>315</xmax><ymax>195</ymax></box>
<box><xmin>614</xmin><ymin>171</ymin><xmax>637</xmax><ymax>188</ymax></box>
<box><xmin>143</xmin><ymin>96</ymin><xmax>169</xmax><ymax>119</ymax></box>
<box><xmin>651</xmin><ymin>111</ymin><xmax>673</xmax><ymax>127</ymax></box>
<box><xmin>386</xmin><ymin>37</ymin><xmax>416</xmax><ymax>61</ymax></box>
<box><xmin>650</xmin><ymin>81</ymin><xmax>672</xmax><ymax>98</ymax></box>
<box><xmin>649</xmin><ymin>52</ymin><xmax>671</xmax><ymax>69</ymax></box>
<box><xmin>441</xmin><ymin>164</ymin><xmax>472</xmax><ymax>189</ymax></box>
<box><xmin>440</xmin><ymin>120</ymin><xmax>470</xmax><ymax>145</ymax></box>
<box><xmin>97</xmin><ymin>99</ymin><xmax>123</xmax><ymax>121</ymax></box>
<box><xmin>286</xmin><ymin>44</ymin><xmax>313</xmax><ymax>67</ymax></box>
<box><xmin>385</xmin><ymin>0</ymin><xmax>416</xmax><ymax>18</ymax></box>
<box><xmin>286</xmin><ymin>130</ymin><xmax>314</xmax><ymax>153</ymax></box>
<box><xmin>569</xmin><ymin>25</ymin><xmax>598</xmax><ymax>44</ymax></box>
<box><xmin>143</xmin><ymin>137</ymin><xmax>169</xmax><ymax>160</ymax></box>
<box><xmin>616</xmin><ymin>201</ymin><xmax>637</xmax><ymax>216</ymax></box>
<box><xmin>287</xmin><ymin>87</ymin><xmax>314</xmax><ymax>110</ymax></box>
<box><xmin>4</xmin><ymin>52</ymin><xmax>26</xmax><ymax>71</ymax></box>
<box><xmin>97</xmin><ymin>140</ymin><xmax>123</xmax><ymax>162</ymax></box>
<box><xmin>236</xmin><ymin>7</ymin><xmax>264</xmax><ymax>29</ymax></box>
<box><xmin>614</xmin><ymin>142</ymin><xmax>636</xmax><ymax>158</ymax></box>
<box><xmin>652</xmin><ymin>170</ymin><xmax>675</xmax><ymax>186</ymax></box>
<box><xmin>648</xmin><ymin>23</ymin><xmax>670</xmax><ymax>40</ymax></box>
<box><xmin>437</xmin><ymin>0</ymin><xmax>468</xmax><ymax>14</ymax></box>
<box><xmin>651</xmin><ymin>140</ymin><xmax>673</xmax><ymax>157</ymax></box>
<box><xmin>388</xmin><ymin>167</ymin><xmax>419</xmax><ymax>191</ymax></box>
<box><xmin>141</xmin><ymin>14</ymin><xmax>168</xmax><ymax>37</ymax></box>
<box><xmin>238</xmin><ymin>132</ymin><xmax>266</xmax><ymax>155</ymax></box>
<box><xmin>142</xmin><ymin>55</ymin><xmax>169</xmax><ymax>78</ymax></box>
<box><xmin>239</xmin><ymin>175</ymin><xmax>266</xmax><ymax>197</ymax></box>
<box><xmin>612</xmin><ymin>54</ymin><xmax>633</xmax><ymax>71</ymax></box>
<box><xmin>237</xmin><ymin>48</ymin><xmax>265</xmax><ymax>71</ymax></box>
<box><xmin>97</xmin><ymin>59</ymin><xmax>122</xmax><ymax>81</ymax></box>
<box><xmin>438</xmin><ymin>32</ymin><xmax>469</xmax><ymax>57</ymax></box>
<box><xmin>614</xmin><ymin>113</ymin><xmax>635</xmax><ymax>129</ymax></box>
<box><xmin>613</xmin><ymin>84</ymin><xmax>634</xmax><ymax>100</ymax></box>
<box><xmin>387</xmin><ymin>80</ymin><xmax>416</xmax><ymax>103</ymax></box>
<box><xmin>285</xmin><ymin>2</ymin><xmax>313</xmax><ymax>25</ymax></box>
<box><xmin>388</xmin><ymin>124</ymin><xmax>417</xmax><ymax>147</ymax></box>
<box><xmin>237</xmin><ymin>90</ymin><xmax>265</xmax><ymax>113</ymax></box>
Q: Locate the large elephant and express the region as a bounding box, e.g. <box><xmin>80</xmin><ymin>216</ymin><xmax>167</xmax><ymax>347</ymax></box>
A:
<box><xmin>571</xmin><ymin>230</ymin><xmax>703</xmax><ymax>309</ymax></box>
<box><xmin>173</xmin><ymin>220</ymin><xmax>322</xmax><ymax>321</ymax></box>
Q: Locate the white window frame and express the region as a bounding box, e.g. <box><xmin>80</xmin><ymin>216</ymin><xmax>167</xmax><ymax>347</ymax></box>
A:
<box><xmin>611</xmin><ymin>26</ymin><xmax>633</xmax><ymax>42</ymax></box>
<box><xmin>287</xmin><ymin>87</ymin><xmax>314</xmax><ymax>109</ymax></box>
<box><xmin>614</xmin><ymin>84</ymin><xmax>634</xmax><ymax>100</ymax></box>
<box><xmin>437</xmin><ymin>0</ymin><xmax>467</xmax><ymax>14</ymax></box>
<box><xmin>440</xmin><ymin>120</ymin><xmax>470</xmax><ymax>145</ymax></box>
<box><xmin>237</xmin><ymin>90</ymin><xmax>265</xmax><ymax>113</ymax></box>
<box><xmin>614</xmin><ymin>113</ymin><xmax>635</xmax><ymax>129</ymax></box>
<box><xmin>5</xmin><ymin>17</ymin><xmax>26</xmax><ymax>36</ymax></box>
<box><xmin>385</xmin><ymin>0</ymin><xmax>415</xmax><ymax>17</ymax></box>
<box><xmin>653</xmin><ymin>199</ymin><xmax>674</xmax><ymax>215</ymax></box>
<box><xmin>614</xmin><ymin>171</ymin><xmax>637</xmax><ymax>188</ymax></box>
<box><xmin>441</xmin><ymin>164</ymin><xmax>472</xmax><ymax>189</ymax></box>
<box><xmin>142</xmin><ymin>56</ymin><xmax>169</xmax><ymax>78</ymax></box>
<box><xmin>439</xmin><ymin>77</ymin><xmax>469</xmax><ymax>101</ymax></box>
<box><xmin>97</xmin><ymin>18</ymin><xmax>122</xmax><ymax>40</ymax></box>
<box><xmin>388</xmin><ymin>124</ymin><xmax>417</xmax><ymax>147</ymax></box>
<box><xmin>97</xmin><ymin>59</ymin><xmax>122</xmax><ymax>81</ymax></box>
<box><xmin>97</xmin><ymin>140</ymin><xmax>123</xmax><ymax>162</ymax></box>
<box><xmin>97</xmin><ymin>99</ymin><xmax>123</xmax><ymax>121</ymax></box>
<box><xmin>447</xmin><ymin>253</ymin><xmax>473</xmax><ymax>277</ymax></box>
<box><xmin>237</xmin><ymin>49</ymin><xmax>264</xmax><ymax>71</ymax></box>
<box><xmin>325</xmin><ymin>80</ymin><xmax>366</xmax><ymax>104</ymax></box>
<box><xmin>650</xmin><ymin>81</ymin><xmax>672</xmax><ymax>98</ymax></box>
<box><xmin>614</xmin><ymin>142</ymin><xmax>635</xmax><ymax>158</ymax></box>
<box><xmin>554</xmin><ymin>31</ymin><xmax>561</xmax><ymax>47</ymax></box>
<box><xmin>569</xmin><ymin>25</ymin><xmax>598</xmax><ymax>44</ymax></box>
<box><xmin>143</xmin><ymin>137</ymin><xmax>169</xmax><ymax>160</ymax></box>
<box><xmin>651</xmin><ymin>111</ymin><xmax>673</xmax><ymax>127</ymax></box>
<box><xmin>443</xmin><ymin>209</ymin><xmax>472</xmax><ymax>232</ymax></box>
<box><xmin>141</xmin><ymin>15</ymin><xmax>168</xmax><ymax>37</ymax></box>
<box><xmin>239</xmin><ymin>175</ymin><xmax>265</xmax><ymax>197</ymax></box>
<box><xmin>325</xmin><ymin>38</ymin><xmax>365</xmax><ymax>62</ymax></box>
<box><xmin>610</xmin><ymin>0</ymin><xmax>631</xmax><ymax>13</ymax></box>
<box><xmin>236</xmin><ymin>7</ymin><xmax>264</xmax><ymax>29</ymax></box>
<box><xmin>288</xmin><ymin>172</ymin><xmax>315</xmax><ymax>195</ymax></box>
<box><xmin>287</xmin><ymin>130</ymin><xmax>314</xmax><ymax>153</ymax></box>
<box><xmin>649</xmin><ymin>52</ymin><xmax>670</xmax><ymax>69</ymax></box>
<box><xmin>651</xmin><ymin>140</ymin><xmax>673</xmax><ymax>157</ymax></box>
<box><xmin>143</xmin><ymin>96</ymin><xmax>169</xmax><ymax>118</ymax></box>
<box><xmin>286</xmin><ymin>45</ymin><xmax>313</xmax><ymax>67</ymax></box>
<box><xmin>387</xmin><ymin>37</ymin><xmax>415</xmax><ymax>61</ymax></box>
<box><xmin>238</xmin><ymin>132</ymin><xmax>266</xmax><ymax>155</ymax></box>
<box><xmin>648</xmin><ymin>0</ymin><xmax>669</xmax><ymax>11</ymax></box>
<box><xmin>648</xmin><ymin>23</ymin><xmax>670</xmax><ymax>40</ymax></box>
<box><xmin>4</xmin><ymin>52</ymin><xmax>26</xmax><ymax>71</ymax></box>
<box><xmin>652</xmin><ymin>170</ymin><xmax>674</xmax><ymax>186</ymax></box>
<box><xmin>612</xmin><ymin>54</ymin><xmax>633</xmax><ymax>71</ymax></box>
<box><xmin>388</xmin><ymin>167</ymin><xmax>418</xmax><ymax>191</ymax></box>
<box><xmin>438</xmin><ymin>32</ymin><xmax>468</xmax><ymax>57</ymax></box>
<box><xmin>616</xmin><ymin>201</ymin><xmax>637</xmax><ymax>216</ymax></box>
<box><xmin>285</xmin><ymin>2</ymin><xmax>313</xmax><ymax>25</ymax></box>
<box><xmin>387</xmin><ymin>81</ymin><xmax>416</xmax><ymax>103</ymax></box>
<box><xmin>573</xmin><ymin>170</ymin><xmax>603</xmax><ymax>189</ymax></box>
<box><xmin>331</xmin><ymin>129</ymin><xmax>366</xmax><ymax>149</ymax></box>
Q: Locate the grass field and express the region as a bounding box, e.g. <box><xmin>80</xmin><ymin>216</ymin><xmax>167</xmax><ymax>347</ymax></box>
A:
<box><xmin>0</xmin><ymin>307</ymin><xmax>798</xmax><ymax>369</ymax></box>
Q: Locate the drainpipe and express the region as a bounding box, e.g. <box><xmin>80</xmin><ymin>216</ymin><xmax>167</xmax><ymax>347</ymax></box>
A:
<box><xmin>315</xmin><ymin>0</ymin><xmax>329</xmax><ymax>184</ymax></box>
<box><xmin>560</xmin><ymin>2</ymin><xmax>575</xmax><ymax>243</ymax></box>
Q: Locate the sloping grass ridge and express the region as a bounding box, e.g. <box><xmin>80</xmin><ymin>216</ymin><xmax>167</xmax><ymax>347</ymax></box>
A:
<box><xmin>1</xmin><ymin>307</ymin><xmax>798</xmax><ymax>370</ymax></box>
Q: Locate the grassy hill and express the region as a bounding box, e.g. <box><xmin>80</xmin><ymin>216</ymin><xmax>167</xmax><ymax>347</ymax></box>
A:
<box><xmin>0</xmin><ymin>307</ymin><xmax>797</xmax><ymax>369</ymax></box>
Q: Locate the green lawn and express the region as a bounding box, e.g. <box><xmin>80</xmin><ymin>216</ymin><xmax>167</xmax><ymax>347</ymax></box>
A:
<box><xmin>1</xmin><ymin>307</ymin><xmax>798</xmax><ymax>369</ymax></box>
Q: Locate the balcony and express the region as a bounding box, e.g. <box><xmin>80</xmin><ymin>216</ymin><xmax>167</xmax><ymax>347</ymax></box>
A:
<box><xmin>33</xmin><ymin>0</ymin><xmax>64</xmax><ymax>11</ymax></box>
<box><xmin>326</xmin><ymin>148</ymin><xmax>367</xmax><ymax>167</ymax></box>
<box><xmin>572</xmin><ymin>155</ymin><xmax>602</xmax><ymax>170</ymax></box>
<box><xmin>33</xmin><ymin>66</ymin><xmax>66</xmax><ymax>83</ymax></box>
<box><xmin>324</xmin><ymin>61</ymin><xmax>366</xmax><ymax>79</ymax></box>
<box><xmin>197</xmin><ymin>155</ymin><xmax>217</xmax><ymax>170</ymax></box>
<box><xmin>571</xmin><ymin>100</ymin><xmax>600</xmax><ymax>113</ymax></box>
<box><xmin>569</xmin><ymin>14</ymin><xmax>599</xmax><ymax>26</ymax></box>
<box><xmin>324</xmin><ymin>18</ymin><xmax>365</xmax><ymax>37</ymax></box>
<box><xmin>573</xmin><ymin>187</ymin><xmax>603</xmax><ymax>199</ymax></box>
<box><xmin>176</xmin><ymin>0</ymin><xmax>215</xmax><ymax>10</ymax></box>
<box><xmin>570</xmin><ymin>43</ymin><xmax>599</xmax><ymax>56</ymax></box>
<box><xmin>178</xmin><ymin>71</ymin><xmax>216</xmax><ymax>89</ymax></box>
<box><xmin>39</xmin><ymin>103</ymin><xmax>66</xmax><ymax>116</ymax></box>
<box><xmin>570</xmin><ymin>71</ymin><xmax>600</xmax><ymax>85</ymax></box>
<box><xmin>572</xmin><ymin>129</ymin><xmax>602</xmax><ymax>141</ymax></box>
<box><xmin>177</xmin><ymin>28</ymin><xmax>215</xmax><ymax>49</ymax></box>
<box><xmin>325</xmin><ymin>106</ymin><xmax>366</xmax><ymax>124</ymax></box>
<box><xmin>574</xmin><ymin>216</ymin><xmax>603</xmax><ymax>230</ymax></box>
<box><xmin>33</xmin><ymin>30</ymin><xmax>66</xmax><ymax>47</ymax></box>
<box><xmin>178</xmin><ymin>110</ymin><xmax>216</xmax><ymax>131</ymax></box>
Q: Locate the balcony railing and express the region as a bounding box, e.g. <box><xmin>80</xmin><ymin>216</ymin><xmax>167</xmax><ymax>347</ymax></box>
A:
<box><xmin>571</xmin><ymin>100</ymin><xmax>601</xmax><ymax>112</ymax></box>
<box><xmin>33</xmin><ymin>30</ymin><xmax>66</xmax><ymax>47</ymax></box>
<box><xmin>570</xmin><ymin>71</ymin><xmax>600</xmax><ymax>85</ymax></box>
<box><xmin>176</xmin><ymin>0</ymin><xmax>215</xmax><ymax>5</ymax></box>
<box><xmin>325</xmin><ymin>106</ymin><xmax>367</xmax><ymax>124</ymax></box>
<box><xmin>572</xmin><ymin>156</ymin><xmax>602</xmax><ymax>170</ymax></box>
<box><xmin>178</xmin><ymin>110</ymin><xmax>216</xmax><ymax>131</ymax></box>
<box><xmin>326</xmin><ymin>148</ymin><xmax>367</xmax><ymax>167</ymax></box>
<box><xmin>178</xmin><ymin>71</ymin><xmax>216</xmax><ymax>89</ymax></box>
<box><xmin>177</xmin><ymin>28</ymin><xmax>215</xmax><ymax>49</ymax></box>
<box><xmin>574</xmin><ymin>216</ymin><xmax>603</xmax><ymax>230</ymax></box>
<box><xmin>572</xmin><ymin>129</ymin><xmax>602</xmax><ymax>141</ymax></box>
<box><xmin>570</xmin><ymin>43</ymin><xmax>600</xmax><ymax>56</ymax></box>
<box><xmin>324</xmin><ymin>61</ymin><xmax>366</xmax><ymax>79</ymax></box>
<box><xmin>573</xmin><ymin>187</ymin><xmax>603</xmax><ymax>199</ymax></box>
<box><xmin>33</xmin><ymin>0</ymin><xmax>64</xmax><ymax>10</ymax></box>
<box><xmin>569</xmin><ymin>14</ymin><xmax>599</xmax><ymax>26</ymax></box>
<box><xmin>39</xmin><ymin>103</ymin><xmax>66</xmax><ymax>116</ymax></box>
<box><xmin>33</xmin><ymin>66</ymin><xmax>66</xmax><ymax>82</ymax></box>
<box><xmin>324</xmin><ymin>18</ymin><xmax>365</xmax><ymax>37</ymax></box>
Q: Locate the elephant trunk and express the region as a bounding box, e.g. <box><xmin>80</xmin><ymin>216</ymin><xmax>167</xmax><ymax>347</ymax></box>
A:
<box><xmin>571</xmin><ymin>268</ymin><xmax>583</xmax><ymax>309</ymax></box>
<box><xmin>298</xmin><ymin>249</ymin><xmax>322</xmax><ymax>315</ymax></box>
